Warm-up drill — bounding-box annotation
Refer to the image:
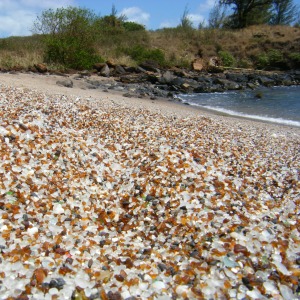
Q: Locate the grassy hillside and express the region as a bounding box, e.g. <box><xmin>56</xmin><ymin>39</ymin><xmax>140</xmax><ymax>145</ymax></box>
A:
<box><xmin>0</xmin><ymin>25</ymin><xmax>300</xmax><ymax>72</ymax></box>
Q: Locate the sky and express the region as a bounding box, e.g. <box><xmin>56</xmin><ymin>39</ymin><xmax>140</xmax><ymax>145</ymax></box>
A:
<box><xmin>0</xmin><ymin>0</ymin><xmax>299</xmax><ymax>38</ymax></box>
<box><xmin>0</xmin><ymin>0</ymin><xmax>215</xmax><ymax>37</ymax></box>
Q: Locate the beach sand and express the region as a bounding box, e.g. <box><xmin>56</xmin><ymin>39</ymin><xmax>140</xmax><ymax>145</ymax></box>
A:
<box><xmin>0</xmin><ymin>72</ymin><xmax>299</xmax><ymax>299</ymax></box>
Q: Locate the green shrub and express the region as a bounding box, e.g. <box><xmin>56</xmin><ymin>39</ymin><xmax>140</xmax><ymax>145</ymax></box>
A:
<box><xmin>256</xmin><ymin>53</ymin><xmax>269</xmax><ymax>69</ymax></box>
<box><xmin>255</xmin><ymin>50</ymin><xmax>287</xmax><ymax>70</ymax></box>
<box><xmin>123</xmin><ymin>45</ymin><xmax>166</xmax><ymax>66</ymax></box>
<box><xmin>33</xmin><ymin>7</ymin><xmax>102</xmax><ymax>70</ymax></box>
<box><xmin>44</xmin><ymin>36</ymin><xmax>102</xmax><ymax>69</ymax></box>
<box><xmin>218</xmin><ymin>50</ymin><xmax>236</xmax><ymax>67</ymax></box>
<box><xmin>289</xmin><ymin>52</ymin><xmax>300</xmax><ymax>68</ymax></box>
<box><xmin>238</xmin><ymin>59</ymin><xmax>252</xmax><ymax>68</ymax></box>
<box><xmin>267</xmin><ymin>49</ymin><xmax>284</xmax><ymax>65</ymax></box>
<box><xmin>123</xmin><ymin>22</ymin><xmax>145</xmax><ymax>32</ymax></box>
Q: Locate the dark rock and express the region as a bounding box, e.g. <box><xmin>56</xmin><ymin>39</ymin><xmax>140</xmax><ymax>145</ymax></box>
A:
<box><xmin>86</xmin><ymin>79</ymin><xmax>102</xmax><ymax>87</ymax></box>
<box><xmin>194</xmin><ymin>83</ymin><xmax>223</xmax><ymax>93</ymax></box>
<box><xmin>119</xmin><ymin>74</ymin><xmax>146</xmax><ymax>83</ymax></box>
<box><xmin>190</xmin><ymin>250</ymin><xmax>201</xmax><ymax>259</ymax></box>
<box><xmin>78</xmin><ymin>70</ymin><xmax>91</xmax><ymax>77</ymax></box>
<box><xmin>225</xmin><ymin>73</ymin><xmax>248</xmax><ymax>83</ymax></box>
<box><xmin>170</xmin><ymin>77</ymin><xmax>185</xmax><ymax>86</ymax></box>
<box><xmin>123</xmin><ymin>92</ymin><xmax>132</xmax><ymax>98</ymax></box>
<box><xmin>56</xmin><ymin>79</ymin><xmax>73</xmax><ymax>88</ymax></box>
<box><xmin>196</xmin><ymin>76</ymin><xmax>213</xmax><ymax>84</ymax></box>
<box><xmin>157</xmin><ymin>263</ymin><xmax>167</xmax><ymax>271</ymax></box>
<box><xmin>88</xmin><ymin>259</ymin><xmax>93</xmax><ymax>268</ymax></box>
<box><xmin>124</xmin><ymin>66</ymin><xmax>138</xmax><ymax>73</ymax></box>
<box><xmin>159</xmin><ymin>71</ymin><xmax>175</xmax><ymax>84</ymax></box>
<box><xmin>107</xmin><ymin>291</ymin><xmax>122</xmax><ymax>300</ymax></box>
<box><xmin>49</xmin><ymin>278</ymin><xmax>66</xmax><ymax>290</ymax></box>
<box><xmin>145</xmin><ymin>195</ymin><xmax>155</xmax><ymax>202</ymax></box>
<box><xmin>136</xmin><ymin>66</ymin><xmax>147</xmax><ymax>73</ymax></box>
<box><xmin>213</xmin><ymin>78</ymin><xmax>241</xmax><ymax>90</ymax></box>
<box><xmin>242</xmin><ymin>277</ymin><xmax>253</xmax><ymax>290</ymax></box>
<box><xmin>114</xmin><ymin>65</ymin><xmax>126</xmax><ymax>75</ymax></box>
<box><xmin>291</xmin><ymin>70</ymin><xmax>300</xmax><ymax>81</ymax></box>
<box><xmin>172</xmin><ymin>68</ymin><xmax>190</xmax><ymax>77</ymax></box>
<box><xmin>89</xmin><ymin>292</ymin><xmax>101</xmax><ymax>300</ymax></box>
<box><xmin>147</xmin><ymin>73</ymin><xmax>160</xmax><ymax>84</ymax></box>
<box><xmin>257</xmin><ymin>76</ymin><xmax>275</xmax><ymax>87</ymax></box>
<box><xmin>139</xmin><ymin>60</ymin><xmax>160</xmax><ymax>73</ymax></box>
<box><xmin>247</xmin><ymin>83</ymin><xmax>257</xmax><ymax>89</ymax></box>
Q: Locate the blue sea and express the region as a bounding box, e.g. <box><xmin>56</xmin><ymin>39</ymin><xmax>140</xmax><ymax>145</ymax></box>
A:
<box><xmin>177</xmin><ymin>86</ymin><xmax>300</xmax><ymax>127</ymax></box>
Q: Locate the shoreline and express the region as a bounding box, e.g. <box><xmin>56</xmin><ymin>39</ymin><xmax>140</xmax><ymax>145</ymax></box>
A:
<box><xmin>1</xmin><ymin>71</ymin><xmax>300</xmax><ymax>134</ymax></box>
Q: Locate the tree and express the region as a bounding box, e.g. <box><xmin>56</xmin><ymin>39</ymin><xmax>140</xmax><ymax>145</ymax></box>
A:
<box><xmin>220</xmin><ymin>0</ymin><xmax>273</xmax><ymax>28</ymax></box>
<box><xmin>269</xmin><ymin>0</ymin><xmax>298</xmax><ymax>25</ymax></box>
<box><xmin>179</xmin><ymin>6</ymin><xmax>193</xmax><ymax>29</ymax></box>
<box><xmin>98</xmin><ymin>4</ymin><xmax>127</xmax><ymax>29</ymax></box>
<box><xmin>33</xmin><ymin>7</ymin><xmax>101</xmax><ymax>69</ymax></box>
<box><xmin>208</xmin><ymin>3</ymin><xmax>228</xmax><ymax>28</ymax></box>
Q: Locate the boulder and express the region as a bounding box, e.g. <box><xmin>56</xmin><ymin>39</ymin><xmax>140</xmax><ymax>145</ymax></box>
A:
<box><xmin>139</xmin><ymin>61</ymin><xmax>160</xmax><ymax>73</ymax></box>
<box><xmin>247</xmin><ymin>83</ymin><xmax>257</xmax><ymax>89</ymax></box>
<box><xmin>93</xmin><ymin>63</ymin><xmax>107</xmax><ymax>72</ymax></box>
<box><xmin>192</xmin><ymin>58</ymin><xmax>205</xmax><ymax>71</ymax></box>
<box><xmin>124</xmin><ymin>66</ymin><xmax>138</xmax><ymax>73</ymax></box>
<box><xmin>213</xmin><ymin>78</ymin><xmax>241</xmax><ymax>90</ymax></box>
<box><xmin>119</xmin><ymin>74</ymin><xmax>145</xmax><ymax>84</ymax></box>
<box><xmin>257</xmin><ymin>76</ymin><xmax>275</xmax><ymax>87</ymax></box>
<box><xmin>158</xmin><ymin>71</ymin><xmax>175</xmax><ymax>84</ymax></box>
<box><xmin>147</xmin><ymin>73</ymin><xmax>160</xmax><ymax>84</ymax></box>
<box><xmin>114</xmin><ymin>65</ymin><xmax>126</xmax><ymax>75</ymax></box>
<box><xmin>194</xmin><ymin>83</ymin><xmax>223</xmax><ymax>93</ymax></box>
<box><xmin>34</xmin><ymin>63</ymin><xmax>47</xmax><ymax>73</ymax></box>
<box><xmin>225</xmin><ymin>73</ymin><xmax>248</xmax><ymax>83</ymax></box>
<box><xmin>56</xmin><ymin>79</ymin><xmax>73</xmax><ymax>88</ymax></box>
<box><xmin>79</xmin><ymin>70</ymin><xmax>91</xmax><ymax>77</ymax></box>
<box><xmin>100</xmin><ymin>65</ymin><xmax>110</xmax><ymax>77</ymax></box>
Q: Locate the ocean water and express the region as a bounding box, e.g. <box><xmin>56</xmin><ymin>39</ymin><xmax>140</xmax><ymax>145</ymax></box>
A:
<box><xmin>178</xmin><ymin>86</ymin><xmax>300</xmax><ymax>127</ymax></box>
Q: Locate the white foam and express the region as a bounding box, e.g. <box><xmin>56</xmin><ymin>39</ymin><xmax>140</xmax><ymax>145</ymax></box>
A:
<box><xmin>179</xmin><ymin>99</ymin><xmax>300</xmax><ymax>127</ymax></box>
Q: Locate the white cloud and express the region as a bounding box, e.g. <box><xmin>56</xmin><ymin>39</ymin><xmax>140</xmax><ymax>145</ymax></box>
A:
<box><xmin>0</xmin><ymin>0</ymin><xmax>75</xmax><ymax>37</ymax></box>
<box><xmin>20</xmin><ymin>0</ymin><xmax>74</xmax><ymax>9</ymax></box>
<box><xmin>0</xmin><ymin>10</ymin><xmax>37</xmax><ymax>37</ymax></box>
<box><xmin>198</xmin><ymin>0</ymin><xmax>216</xmax><ymax>12</ymax></box>
<box><xmin>188</xmin><ymin>14</ymin><xmax>205</xmax><ymax>26</ymax></box>
<box><xmin>119</xmin><ymin>7</ymin><xmax>150</xmax><ymax>25</ymax></box>
<box><xmin>159</xmin><ymin>21</ymin><xmax>176</xmax><ymax>29</ymax></box>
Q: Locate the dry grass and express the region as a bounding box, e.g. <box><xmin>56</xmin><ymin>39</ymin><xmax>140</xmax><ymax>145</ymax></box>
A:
<box><xmin>0</xmin><ymin>25</ymin><xmax>299</xmax><ymax>70</ymax></box>
<box><xmin>0</xmin><ymin>35</ymin><xmax>44</xmax><ymax>70</ymax></box>
<box><xmin>149</xmin><ymin>25</ymin><xmax>300</xmax><ymax>67</ymax></box>
<box><xmin>0</xmin><ymin>50</ymin><xmax>43</xmax><ymax>69</ymax></box>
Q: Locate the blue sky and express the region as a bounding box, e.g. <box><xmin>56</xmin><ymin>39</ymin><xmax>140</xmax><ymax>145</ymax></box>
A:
<box><xmin>0</xmin><ymin>0</ymin><xmax>299</xmax><ymax>37</ymax></box>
